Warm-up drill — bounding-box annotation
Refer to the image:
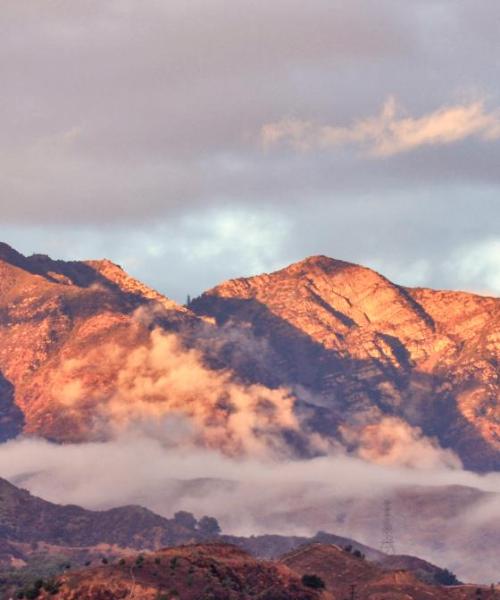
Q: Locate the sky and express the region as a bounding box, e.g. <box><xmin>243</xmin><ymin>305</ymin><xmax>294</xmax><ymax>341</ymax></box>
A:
<box><xmin>1</xmin><ymin>0</ymin><xmax>499</xmax><ymax>302</ymax></box>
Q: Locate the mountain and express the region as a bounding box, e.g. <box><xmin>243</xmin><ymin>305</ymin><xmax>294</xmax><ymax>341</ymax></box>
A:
<box><xmin>191</xmin><ymin>255</ymin><xmax>500</xmax><ymax>471</ymax></box>
<box><xmin>224</xmin><ymin>531</ymin><xmax>460</xmax><ymax>587</ymax></box>
<box><xmin>0</xmin><ymin>241</ymin><xmax>195</xmax><ymax>442</ymax></box>
<box><xmin>0</xmin><ymin>243</ymin><xmax>498</xmax><ymax>469</ymax></box>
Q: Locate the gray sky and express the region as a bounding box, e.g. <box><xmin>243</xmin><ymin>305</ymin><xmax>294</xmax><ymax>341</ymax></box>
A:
<box><xmin>1</xmin><ymin>0</ymin><xmax>499</xmax><ymax>302</ymax></box>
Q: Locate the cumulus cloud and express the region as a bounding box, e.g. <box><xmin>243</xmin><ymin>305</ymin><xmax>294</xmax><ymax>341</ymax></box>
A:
<box><xmin>341</xmin><ymin>417</ymin><xmax>462</xmax><ymax>470</ymax></box>
<box><xmin>50</xmin><ymin>327</ymin><xmax>312</xmax><ymax>458</ymax></box>
<box><xmin>445</xmin><ymin>237</ymin><xmax>500</xmax><ymax>295</ymax></box>
<box><xmin>261</xmin><ymin>98</ymin><xmax>500</xmax><ymax>156</ymax></box>
<box><xmin>38</xmin><ymin>308</ymin><xmax>466</xmax><ymax>468</ymax></box>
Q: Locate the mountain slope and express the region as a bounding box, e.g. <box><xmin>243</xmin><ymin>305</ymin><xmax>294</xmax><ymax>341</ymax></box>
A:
<box><xmin>35</xmin><ymin>544</ymin><xmax>328</xmax><ymax>600</ymax></box>
<box><xmin>25</xmin><ymin>542</ymin><xmax>485</xmax><ymax>600</ymax></box>
<box><xmin>191</xmin><ymin>255</ymin><xmax>500</xmax><ymax>470</ymax></box>
<box><xmin>281</xmin><ymin>543</ymin><xmax>478</xmax><ymax>600</ymax></box>
<box><xmin>0</xmin><ymin>477</ymin><xmax>199</xmax><ymax>551</ymax></box>
<box><xmin>0</xmin><ymin>242</ymin><xmax>195</xmax><ymax>442</ymax></box>
<box><xmin>0</xmin><ymin>243</ymin><xmax>305</xmax><ymax>455</ymax></box>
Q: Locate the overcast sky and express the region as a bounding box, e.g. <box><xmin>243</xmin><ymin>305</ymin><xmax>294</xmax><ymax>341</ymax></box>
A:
<box><xmin>1</xmin><ymin>0</ymin><xmax>499</xmax><ymax>302</ymax></box>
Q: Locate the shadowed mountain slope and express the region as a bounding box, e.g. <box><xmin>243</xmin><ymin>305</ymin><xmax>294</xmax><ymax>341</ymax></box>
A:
<box><xmin>0</xmin><ymin>477</ymin><xmax>198</xmax><ymax>550</ymax></box>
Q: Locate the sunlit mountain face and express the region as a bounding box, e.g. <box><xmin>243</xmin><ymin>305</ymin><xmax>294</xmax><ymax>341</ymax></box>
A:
<box><xmin>0</xmin><ymin>244</ymin><xmax>498</xmax><ymax>471</ymax></box>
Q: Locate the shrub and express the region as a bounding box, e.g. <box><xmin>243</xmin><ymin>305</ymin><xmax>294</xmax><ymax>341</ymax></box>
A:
<box><xmin>135</xmin><ymin>554</ymin><xmax>145</xmax><ymax>566</ymax></box>
<box><xmin>301</xmin><ymin>574</ymin><xmax>326</xmax><ymax>589</ymax></box>
<box><xmin>42</xmin><ymin>580</ymin><xmax>60</xmax><ymax>595</ymax></box>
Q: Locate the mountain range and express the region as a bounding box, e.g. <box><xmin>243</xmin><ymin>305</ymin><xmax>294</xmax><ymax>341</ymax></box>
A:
<box><xmin>0</xmin><ymin>242</ymin><xmax>498</xmax><ymax>470</ymax></box>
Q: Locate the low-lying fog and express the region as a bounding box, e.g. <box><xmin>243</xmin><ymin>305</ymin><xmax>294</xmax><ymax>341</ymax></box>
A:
<box><xmin>0</xmin><ymin>433</ymin><xmax>499</xmax><ymax>583</ymax></box>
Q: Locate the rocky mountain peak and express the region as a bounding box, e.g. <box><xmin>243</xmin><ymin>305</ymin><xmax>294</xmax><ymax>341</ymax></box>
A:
<box><xmin>192</xmin><ymin>255</ymin><xmax>499</xmax><ymax>471</ymax></box>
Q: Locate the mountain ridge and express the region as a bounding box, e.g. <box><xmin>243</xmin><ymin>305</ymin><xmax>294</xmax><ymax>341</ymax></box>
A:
<box><xmin>0</xmin><ymin>242</ymin><xmax>498</xmax><ymax>469</ymax></box>
<box><xmin>191</xmin><ymin>253</ymin><xmax>499</xmax><ymax>470</ymax></box>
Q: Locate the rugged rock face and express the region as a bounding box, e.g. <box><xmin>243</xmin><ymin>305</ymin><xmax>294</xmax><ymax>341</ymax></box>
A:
<box><xmin>191</xmin><ymin>256</ymin><xmax>500</xmax><ymax>470</ymax></box>
<box><xmin>0</xmin><ymin>243</ymin><xmax>498</xmax><ymax>469</ymax></box>
<box><xmin>0</xmin><ymin>242</ymin><xmax>195</xmax><ymax>441</ymax></box>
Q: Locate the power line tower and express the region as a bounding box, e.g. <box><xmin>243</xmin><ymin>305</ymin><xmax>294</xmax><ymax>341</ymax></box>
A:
<box><xmin>380</xmin><ymin>499</ymin><xmax>396</xmax><ymax>554</ymax></box>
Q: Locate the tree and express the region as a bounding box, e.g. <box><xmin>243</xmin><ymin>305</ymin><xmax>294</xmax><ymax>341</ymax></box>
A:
<box><xmin>174</xmin><ymin>510</ymin><xmax>198</xmax><ymax>530</ymax></box>
<box><xmin>301</xmin><ymin>574</ymin><xmax>326</xmax><ymax>589</ymax></box>
<box><xmin>198</xmin><ymin>516</ymin><xmax>221</xmax><ymax>536</ymax></box>
<box><xmin>435</xmin><ymin>568</ymin><xmax>460</xmax><ymax>586</ymax></box>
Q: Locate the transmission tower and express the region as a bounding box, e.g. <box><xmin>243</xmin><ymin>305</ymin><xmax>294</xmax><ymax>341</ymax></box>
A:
<box><xmin>380</xmin><ymin>499</ymin><xmax>396</xmax><ymax>554</ymax></box>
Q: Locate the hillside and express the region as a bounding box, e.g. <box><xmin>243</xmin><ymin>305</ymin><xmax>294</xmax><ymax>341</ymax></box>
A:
<box><xmin>0</xmin><ymin>477</ymin><xmax>201</xmax><ymax>554</ymax></box>
<box><xmin>0</xmin><ymin>476</ymin><xmax>472</xmax><ymax>596</ymax></box>
<box><xmin>13</xmin><ymin>543</ymin><xmax>492</xmax><ymax>600</ymax></box>
<box><xmin>281</xmin><ymin>543</ymin><xmax>489</xmax><ymax>600</ymax></box>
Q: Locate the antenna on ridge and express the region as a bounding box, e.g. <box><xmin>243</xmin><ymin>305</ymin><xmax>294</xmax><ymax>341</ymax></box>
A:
<box><xmin>380</xmin><ymin>498</ymin><xmax>396</xmax><ymax>555</ymax></box>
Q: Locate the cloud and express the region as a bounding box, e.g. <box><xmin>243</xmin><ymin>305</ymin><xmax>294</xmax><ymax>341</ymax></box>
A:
<box><xmin>0</xmin><ymin>434</ymin><xmax>499</xmax><ymax>581</ymax></box>
<box><xmin>341</xmin><ymin>417</ymin><xmax>462</xmax><ymax>470</ymax></box>
<box><xmin>0</xmin><ymin>1</ymin><xmax>498</xmax><ymax>311</ymax></box>
<box><xmin>445</xmin><ymin>237</ymin><xmax>500</xmax><ymax>295</ymax></box>
<box><xmin>261</xmin><ymin>97</ymin><xmax>500</xmax><ymax>156</ymax></box>
<box><xmin>32</xmin><ymin>307</ymin><xmax>471</xmax><ymax>468</ymax></box>
<box><xmin>49</xmin><ymin>326</ymin><xmax>313</xmax><ymax>458</ymax></box>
